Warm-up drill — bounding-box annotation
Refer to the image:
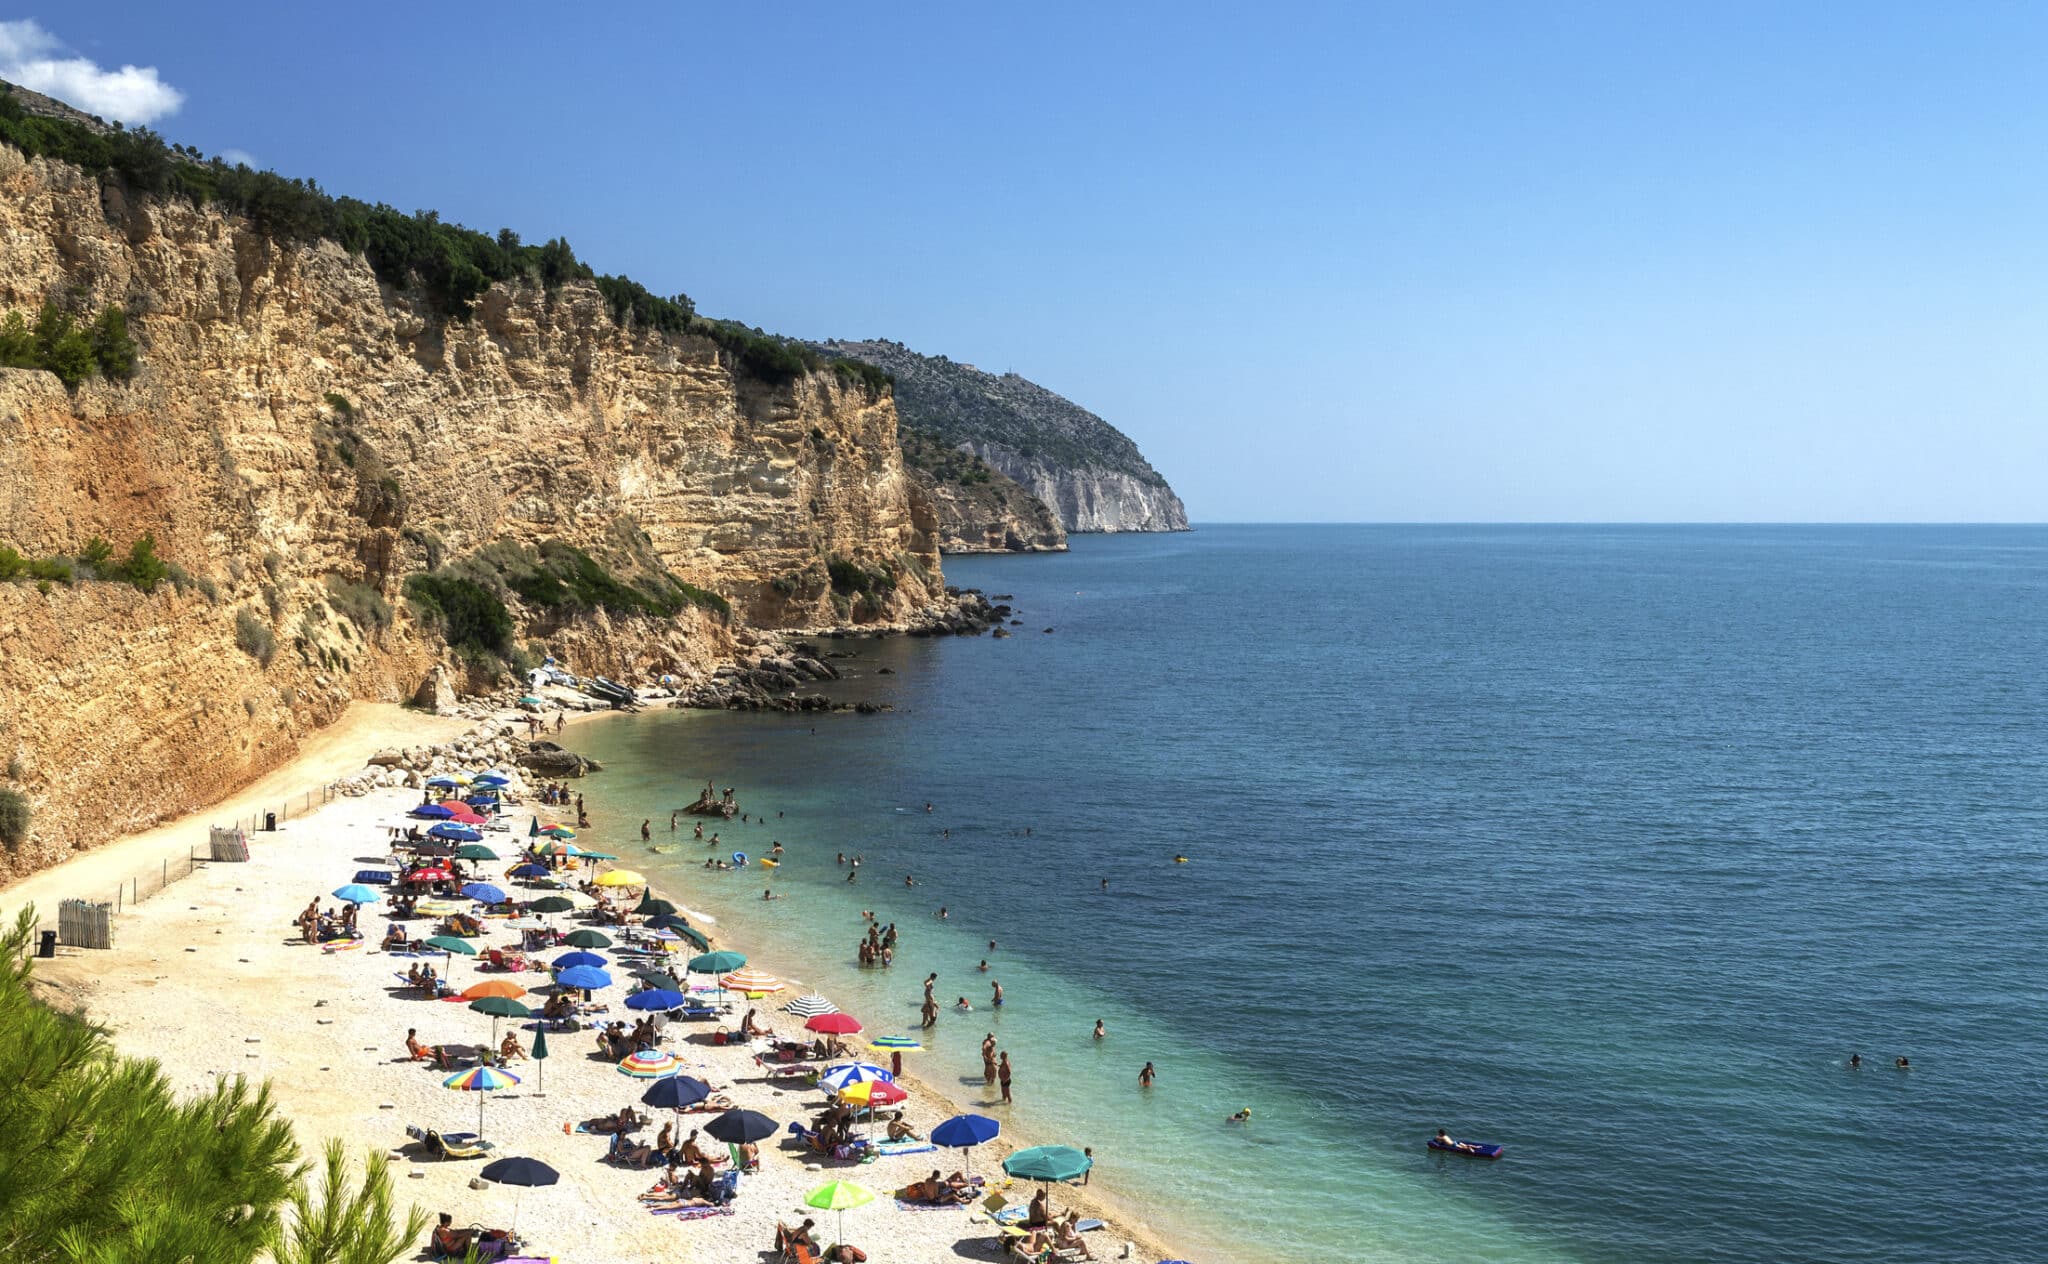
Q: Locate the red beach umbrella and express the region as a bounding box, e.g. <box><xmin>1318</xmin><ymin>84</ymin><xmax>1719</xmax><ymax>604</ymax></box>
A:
<box><xmin>408</xmin><ymin>867</ymin><xmax>453</xmax><ymax>882</ymax></box>
<box><xmin>805</xmin><ymin>1013</ymin><xmax>864</xmax><ymax>1035</ymax></box>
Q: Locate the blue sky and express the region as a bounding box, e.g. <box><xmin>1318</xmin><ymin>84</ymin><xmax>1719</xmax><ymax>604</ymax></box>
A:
<box><xmin>16</xmin><ymin>3</ymin><xmax>2048</xmax><ymax>521</ymax></box>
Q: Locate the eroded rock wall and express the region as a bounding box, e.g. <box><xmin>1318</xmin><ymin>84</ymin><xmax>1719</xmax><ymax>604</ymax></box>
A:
<box><xmin>0</xmin><ymin>146</ymin><xmax>941</xmax><ymax>879</ymax></box>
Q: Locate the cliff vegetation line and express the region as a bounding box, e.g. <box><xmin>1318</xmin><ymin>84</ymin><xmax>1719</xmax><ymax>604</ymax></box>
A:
<box><xmin>0</xmin><ymin>86</ymin><xmax>889</xmax><ymax>396</ymax></box>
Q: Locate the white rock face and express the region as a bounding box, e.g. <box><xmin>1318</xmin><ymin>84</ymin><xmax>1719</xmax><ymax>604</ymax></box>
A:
<box><xmin>965</xmin><ymin>443</ymin><xmax>1191</xmax><ymax>533</ymax></box>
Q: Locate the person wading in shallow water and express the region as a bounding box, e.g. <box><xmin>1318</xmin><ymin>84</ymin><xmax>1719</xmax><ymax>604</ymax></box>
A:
<box><xmin>998</xmin><ymin>1050</ymin><xmax>1013</xmax><ymax>1103</ymax></box>
<box><xmin>982</xmin><ymin>1035</ymin><xmax>998</xmax><ymax>1086</ymax></box>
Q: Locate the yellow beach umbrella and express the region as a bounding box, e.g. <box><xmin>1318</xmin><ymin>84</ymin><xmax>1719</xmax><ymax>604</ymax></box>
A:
<box><xmin>594</xmin><ymin>869</ymin><xmax>645</xmax><ymax>888</ymax></box>
<box><xmin>719</xmin><ymin>968</ymin><xmax>784</xmax><ymax>995</ymax></box>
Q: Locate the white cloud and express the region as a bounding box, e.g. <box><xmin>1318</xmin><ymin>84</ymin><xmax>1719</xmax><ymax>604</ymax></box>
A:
<box><xmin>218</xmin><ymin>147</ymin><xmax>256</xmax><ymax>168</ymax></box>
<box><xmin>0</xmin><ymin>19</ymin><xmax>183</xmax><ymax>124</ymax></box>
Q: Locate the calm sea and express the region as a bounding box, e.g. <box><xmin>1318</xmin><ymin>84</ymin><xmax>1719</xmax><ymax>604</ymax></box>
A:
<box><xmin>573</xmin><ymin>525</ymin><xmax>2048</xmax><ymax>1263</ymax></box>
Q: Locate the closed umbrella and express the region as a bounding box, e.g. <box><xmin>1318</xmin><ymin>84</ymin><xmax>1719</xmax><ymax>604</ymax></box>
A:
<box><xmin>804</xmin><ymin>1179</ymin><xmax>875</xmax><ymax>1245</ymax></box>
<box><xmin>443</xmin><ymin>1065</ymin><xmax>519</xmax><ymax>1139</ymax></box>
<box><xmin>562</xmin><ymin>929</ymin><xmax>612</xmax><ymax>949</ymax></box>
<box><xmin>530</xmin><ymin>1026</ymin><xmax>549</xmax><ymax>1097</ymax></box>
<box><xmin>332</xmin><ymin>883</ymin><xmax>380</xmax><ymax>905</ymax></box>
<box><xmin>478</xmin><ymin>1155</ymin><xmax>556</xmax><ymax>1239</ymax></box>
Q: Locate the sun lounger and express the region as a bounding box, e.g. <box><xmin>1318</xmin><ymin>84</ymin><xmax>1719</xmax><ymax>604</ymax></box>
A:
<box><xmin>874</xmin><ymin>1139</ymin><xmax>936</xmax><ymax>1157</ymax></box>
<box><xmin>406</xmin><ymin>1124</ymin><xmax>496</xmax><ymax>1161</ymax></box>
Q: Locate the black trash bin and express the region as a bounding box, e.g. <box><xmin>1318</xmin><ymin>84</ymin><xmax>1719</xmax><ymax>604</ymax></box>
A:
<box><xmin>264</xmin><ymin>811</ymin><xmax>277</xmax><ymax>832</ymax></box>
<box><xmin>37</xmin><ymin>930</ymin><xmax>57</xmax><ymax>958</ymax></box>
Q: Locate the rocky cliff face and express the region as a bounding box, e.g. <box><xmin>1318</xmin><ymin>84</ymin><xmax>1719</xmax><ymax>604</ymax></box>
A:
<box><xmin>899</xmin><ymin>427</ymin><xmax>1065</xmax><ymax>553</ymax></box>
<box><xmin>0</xmin><ymin>146</ymin><xmax>941</xmax><ymax>879</ymax></box>
<box><xmin>817</xmin><ymin>339</ymin><xmax>1190</xmax><ymax>535</ymax></box>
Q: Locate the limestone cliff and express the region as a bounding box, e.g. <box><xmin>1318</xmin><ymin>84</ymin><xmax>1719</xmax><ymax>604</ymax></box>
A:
<box><xmin>817</xmin><ymin>339</ymin><xmax>1190</xmax><ymax>534</ymax></box>
<box><xmin>900</xmin><ymin>427</ymin><xmax>1066</xmax><ymax>553</ymax></box>
<box><xmin>0</xmin><ymin>145</ymin><xmax>941</xmax><ymax>880</ymax></box>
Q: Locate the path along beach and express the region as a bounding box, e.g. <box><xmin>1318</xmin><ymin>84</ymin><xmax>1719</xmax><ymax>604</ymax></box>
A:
<box><xmin>6</xmin><ymin>701</ymin><xmax>1190</xmax><ymax>1264</ymax></box>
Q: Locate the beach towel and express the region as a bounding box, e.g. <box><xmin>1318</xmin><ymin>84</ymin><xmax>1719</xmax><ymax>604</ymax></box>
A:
<box><xmin>873</xmin><ymin>1140</ymin><xmax>936</xmax><ymax>1157</ymax></box>
<box><xmin>649</xmin><ymin>1203</ymin><xmax>734</xmax><ymax>1219</ymax></box>
<box><xmin>896</xmin><ymin>1198</ymin><xmax>970</xmax><ymax>1212</ymax></box>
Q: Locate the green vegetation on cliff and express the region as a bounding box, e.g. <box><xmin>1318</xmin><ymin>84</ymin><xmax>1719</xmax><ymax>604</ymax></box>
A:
<box><xmin>0</xmin><ymin>301</ymin><xmax>138</xmax><ymax>389</ymax></box>
<box><xmin>0</xmin><ymin>85</ymin><xmax>883</xmax><ymax>395</ymax></box>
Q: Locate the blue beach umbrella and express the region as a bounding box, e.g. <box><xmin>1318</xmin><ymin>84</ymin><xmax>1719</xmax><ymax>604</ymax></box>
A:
<box><xmin>626</xmin><ymin>988</ymin><xmax>686</xmax><ymax>1011</ymax></box>
<box><xmin>426</xmin><ymin>775</ymin><xmax>464</xmax><ymax>789</ymax></box>
<box><xmin>427</xmin><ymin>823</ymin><xmax>482</xmax><ymax>842</ymax></box>
<box><xmin>474</xmin><ymin>774</ymin><xmax>511</xmax><ymax>788</ymax></box>
<box><xmin>818</xmin><ymin>1064</ymin><xmax>895</xmax><ymax>1093</ymax></box>
<box><xmin>462</xmin><ymin>882</ymin><xmax>507</xmax><ymax>904</ymax></box>
<box><xmin>411</xmin><ymin>804</ymin><xmax>456</xmax><ymax>820</ymax></box>
<box><xmin>510</xmin><ymin>862</ymin><xmax>549</xmax><ymax>879</ymax></box>
<box><xmin>552</xmin><ymin>950</ymin><xmax>607</xmax><ymax>971</ymax></box>
<box><xmin>933</xmin><ymin>1113</ymin><xmax>1001</xmax><ymax>1173</ymax></box>
<box><xmin>557</xmin><ymin>964</ymin><xmax>613</xmax><ymax>991</ymax></box>
<box><xmin>332</xmin><ymin>883</ymin><xmax>381</xmax><ymax>905</ymax></box>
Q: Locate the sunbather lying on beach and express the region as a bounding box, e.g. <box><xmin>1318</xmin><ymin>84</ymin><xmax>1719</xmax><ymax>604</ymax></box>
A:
<box><xmin>1006</xmin><ymin>1228</ymin><xmax>1053</xmax><ymax>1261</ymax></box>
<box><xmin>905</xmin><ymin>1170</ymin><xmax>972</xmax><ymax>1205</ymax></box>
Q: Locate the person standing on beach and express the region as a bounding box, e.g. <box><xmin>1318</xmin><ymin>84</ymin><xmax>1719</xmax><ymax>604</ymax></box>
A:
<box><xmin>1139</xmin><ymin>1061</ymin><xmax>1156</xmax><ymax>1088</ymax></box>
<box><xmin>982</xmin><ymin>1035</ymin><xmax>998</xmax><ymax>1086</ymax></box>
<box><xmin>640</xmin><ymin>819</ymin><xmax>651</xmax><ymax>840</ymax></box>
<box><xmin>998</xmin><ymin>1051</ymin><xmax>1013</xmax><ymax>1102</ymax></box>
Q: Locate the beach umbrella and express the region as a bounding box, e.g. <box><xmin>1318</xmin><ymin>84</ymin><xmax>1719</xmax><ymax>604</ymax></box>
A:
<box><xmin>528</xmin><ymin>815</ymin><xmax>541</xmax><ymax>838</ymax></box>
<box><xmin>594</xmin><ymin>869</ymin><xmax>644</xmax><ymax>888</ymax></box>
<box><xmin>443</xmin><ymin>1065</ymin><xmax>519</xmax><ymax>1139</ymax></box>
<box><xmin>425</xmin><ymin>775</ymin><xmax>465</xmax><ymax>789</ymax></box>
<box><xmin>636</xmin><ymin>897</ymin><xmax>678</xmax><ymax>918</ymax></box>
<box><xmin>529</xmin><ymin>896</ymin><xmax>574</xmax><ymax>914</ymax></box>
<box><xmin>1003</xmin><ymin>1145</ymin><xmax>1093</xmax><ymax>1184</ymax></box>
<box><xmin>719</xmin><ymin>969</ymin><xmax>784</xmax><ymax>996</ymax></box>
<box><xmin>423</xmin><ymin>935</ymin><xmax>478</xmax><ymax>956</ymax></box>
<box><xmin>641</xmin><ymin>1074</ymin><xmax>711</xmax><ymax>1115</ymax></box>
<box><xmin>411</xmin><ymin>803</ymin><xmax>455</xmax><ymax>819</ymax></box>
<box><xmin>635</xmin><ymin>969</ymin><xmax>684</xmax><ymax>991</ymax></box>
<box><xmin>557</xmin><ymin>964</ymin><xmax>613</xmax><ymax>991</ymax></box>
<box><xmin>411</xmin><ymin>842</ymin><xmax>456</xmax><ymax>858</ymax></box>
<box><xmin>704</xmin><ymin>1108</ymin><xmax>778</xmax><ymax>1145</ymax></box>
<box><xmin>540</xmin><ymin>826</ymin><xmax>577</xmax><ymax>841</ymax></box>
<box><xmin>530</xmin><ymin>1026</ymin><xmax>549</xmax><ymax>1096</ymax></box>
<box><xmin>674</xmin><ymin>925</ymin><xmax>711</xmax><ymax>951</ymax></box>
<box><xmin>932</xmin><ymin>1113</ymin><xmax>1000</xmax><ymax>1173</ymax></box>
<box><xmin>688</xmin><ymin>950</ymin><xmax>745</xmax><ymax>980</ymax></box>
<box><xmin>467</xmin><ymin>995</ymin><xmax>532</xmax><ymax>1045</ymax></box>
<box><xmin>462</xmin><ymin>979</ymin><xmax>528</xmax><ymax>1001</ymax></box>
<box><xmin>456</xmin><ymin>844</ymin><xmax>499</xmax><ymax>861</ymax></box>
<box><xmin>427</xmin><ymin>824</ymin><xmax>482</xmax><ymax>842</ymax></box>
<box><xmin>442</xmin><ymin>810</ymin><xmax>486</xmax><ymax>826</ymax></box>
<box><xmin>478</xmin><ymin>1155</ymin><xmax>556</xmax><ymax>1238</ymax></box>
<box><xmin>869</xmin><ymin>1035</ymin><xmax>923</xmax><ymax>1053</ymax></box>
<box><xmin>837</xmin><ymin>1079</ymin><xmax>906</xmax><ymax>1107</ymax></box>
<box><xmin>509</xmin><ymin>862</ymin><xmax>549</xmax><ymax>879</ymax></box>
<box><xmin>577</xmin><ymin>850</ymin><xmax>618</xmax><ymax>861</ymax></box>
<box><xmin>462</xmin><ymin>882</ymin><xmax>508</xmax><ymax>905</ymax></box>
<box><xmin>617</xmin><ymin>1049</ymin><xmax>683</xmax><ymax>1078</ymax></box>
<box><xmin>806</xmin><ymin>1013</ymin><xmax>863</xmax><ymax>1036</ymax></box>
<box><xmin>804</xmin><ymin>1179</ymin><xmax>875</xmax><ymax>1244</ymax></box>
<box><xmin>464</xmin><ymin>794</ymin><xmax>500</xmax><ymax>808</ymax></box>
<box><xmin>783</xmin><ymin>993</ymin><xmax>839</xmax><ymax>1018</ymax></box>
<box><xmin>646</xmin><ymin>914</ymin><xmax>691</xmax><ymax>933</ymax></box>
<box><xmin>562</xmin><ymin>929</ymin><xmax>612</xmax><ymax>949</ymax></box>
<box><xmin>625</xmin><ymin>988</ymin><xmax>686</xmax><ymax>1011</ymax></box>
<box><xmin>406</xmin><ymin>866</ymin><xmax>455</xmax><ymax>883</ymax></box>
<box><xmin>551</xmin><ymin>950</ymin><xmax>606</xmax><ymax>971</ymax></box>
<box><xmin>474</xmin><ymin>773</ymin><xmax>511</xmax><ymax>788</ymax></box>
<box><xmin>332</xmin><ymin>883</ymin><xmax>380</xmax><ymax>905</ymax></box>
<box><xmin>818</xmin><ymin>1064</ymin><xmax>895</xmax><ymax>1093</ymax></box>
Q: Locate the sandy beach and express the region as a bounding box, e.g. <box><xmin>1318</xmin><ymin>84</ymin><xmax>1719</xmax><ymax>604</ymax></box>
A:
<box><xmin>11</xmin><ymin>704</ymin><xmax>1189</xmax><ymax>1264</ymax></box>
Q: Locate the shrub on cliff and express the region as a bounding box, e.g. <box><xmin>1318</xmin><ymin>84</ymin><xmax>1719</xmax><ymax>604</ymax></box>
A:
<box><xmin>116</xmin><ymin>533</ymin><xmax>169</xmax><ymax>593</ymax></box>
<box><xmin>234</xmin><ymin>607</ymin><xmax>277</xmax><ymax>665</ymax></box>
<box><xmin>404</xmin><ymin>573</ymin><xmax>513</xmax><ymax>656</ymax></box>
<box><xmin>325</xmin><ymin>576</ymin><xmax>391</xmax><ymax>630</ymax></box>
<box><xmin>0</xmin><ymin>302</ymin><xmax>138</xmax><ymax>389</ymax></box>
<box><xmin>0</xmin><ymin>788</ymin><xmax>28</xmax><ymax>848</ymax></box>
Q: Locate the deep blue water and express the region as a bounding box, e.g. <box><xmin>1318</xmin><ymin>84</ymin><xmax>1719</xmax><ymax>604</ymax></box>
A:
<box><xmin>574</xmin><ymin>525</ymin><xmax>2048</xmax><ymax>1262</ymax></box>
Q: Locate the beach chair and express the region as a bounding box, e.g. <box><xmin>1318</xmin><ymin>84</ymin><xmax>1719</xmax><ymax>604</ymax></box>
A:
<box><xmin>727</xmin><ymin>1142</ymin><xmax>760</xmax><ymax>1172</ymax></box>
<box><xmin>407</xmin><ymin>1124</ymin><xmax>495</xmax><ymax>1161</ymax></box>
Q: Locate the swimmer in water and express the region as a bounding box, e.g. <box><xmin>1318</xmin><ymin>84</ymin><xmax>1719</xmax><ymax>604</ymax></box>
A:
<box><xmin>1093</xmin><ymin>1019</ymin><xmax>1105</xmax><ymax>1040</ymax></box>
<box><xmin>955</xmin><ymin>996</ymin><xmax>972</xmax><ymax>1011</ymax></box>
<box><xmin>1174</xmin><ymin>855</ymin><xmax>1189</xmax><ymax>863</ymax></box>
<box><xmin>1848</xmin><ymin>1053</ymin><xmax>1862</xmax><ymax>1069</ymax></box>
<box><xmin>1229</xmin><ymin>1108</ymin><xmax>1252</xmax><ymax>1123</ymax></box>
<box><xmin>977</xmin><ymin>959</ymin><xmax>988</xmax><ymax>972</ymax></box>
<box><xmin>763</xmin><ymin>888</ymin><xmax>780</xmax><ymax>901</ymax></box>
<box><xmin>937</xmin><ymin>907</ymin><xmax>949</xmax><ymax>920</ymax></box>
<box><xmin>1101</xmin><ymin>877</ymin><xmax>1109</xmax><ymax>891</ymax></box>
<box><xmin>1895</xmin><ymin>1056</ymin><xmax>1910</xmax><ymax>1069</ymax></box>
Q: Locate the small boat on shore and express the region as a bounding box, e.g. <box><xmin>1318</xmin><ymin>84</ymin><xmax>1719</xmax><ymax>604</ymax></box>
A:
<box><xmin>1428</xmin><ymin>1138</ymin><xmax>1503</xmax><ymax>1159</ymax></box>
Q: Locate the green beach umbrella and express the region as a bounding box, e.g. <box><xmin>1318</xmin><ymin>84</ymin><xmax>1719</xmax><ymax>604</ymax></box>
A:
<box><xmin>804</xmin><ymin>1178</ymin><xmax>875</xmax><ymax>1243</ymax></box>
<box><xmin>562</xmin><ymin>929</ymin><xmax>612</xmax><ymax>949</ymax></box>
<box><xmin>530</xmin><ymin>1025</ymin><xmax>549</xmax><ymax>1096</ymax></box>
<box><xmin>468</xmin><ymin>995</ymin><xmax>532</xmax><ymax>1045</ymax></box>
<box><xmin>455</xmin><ymin>843</ymin><xmax>499</xmax><ymax>861</ymax></box>
<box><xmin>673</xmin><ymin>925</ymin><xmax>710</xmax><ymax>951</ymax></box>
<box><xmin>1003</xmin><ymin>1145</ymin><xmax>1093</xmax><ymax>1184</ymax></box>
<box><xmin>577</xmin><ymin>850</ymin><xmax>618</xmax><ymax>861</ymax></box>
<box><xmin>424</xmin><ymin>935</ymin><xmax>479</xmax><ymax>955</ymax></box>
<box><xmin>529</xmin><ymin>815</ymin><xmax>541</xmax><ymax>838</ymax></box>
<box><xmin>688</xmin><ymin>950</ymin><xmax>746</xmax><ymax>975</ymax></box>
<box><xmin>636</xmin><ymin>895</ymin><xmax>677</xmax><ymax>917</ymax></box>
<box><xmin>529</xmin><ymin>896</ymin><xmax>574</xmax><ymax>914</ymax></box>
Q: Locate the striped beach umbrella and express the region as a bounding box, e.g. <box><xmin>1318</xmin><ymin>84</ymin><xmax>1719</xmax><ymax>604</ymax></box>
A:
<box><xmin>817</xmin><ymin>1063</ymin><xmax>895</xmax><ymax>1093</ymax></box>
<box><xmin>783</xmin><ymin>993</ymin><xmax>838</xmax><ymax>1018</ymax></box>
<box><xmin>869</xmin><ymin>1035</ymin><xmax>923</xmax><ymax>1053</ymax></box>
<box><xmin>443</xmin><ymin>1065</ymin><xmax>519</xmax><ymax>1139</ymax></box>
<box><xmin>617</xmin><ymin>1049</ymin><xmax>682</xmax><ymax>1078</ymax></box>
<box><xmin>719</xmin><ymin>969</ymin><xmax>783</xmax><ymax>995</ymax></box>
<box><xmin>837</xmin><ymin>1079</ymin><xmax>907</xmax><ymax>1107</ymax></box>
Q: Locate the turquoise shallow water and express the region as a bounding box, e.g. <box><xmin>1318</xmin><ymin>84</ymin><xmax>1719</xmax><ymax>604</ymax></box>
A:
<box><xmin>570</xmin><ymin>526</ymin><xmax>2048</xmax><ymax>1263</ymax></box>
